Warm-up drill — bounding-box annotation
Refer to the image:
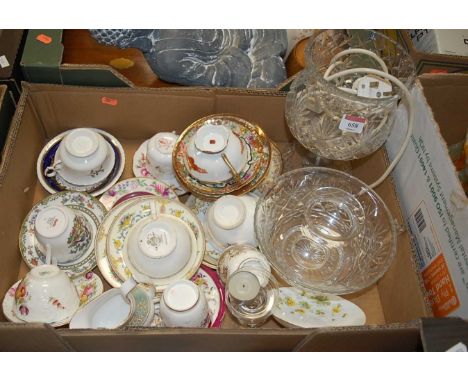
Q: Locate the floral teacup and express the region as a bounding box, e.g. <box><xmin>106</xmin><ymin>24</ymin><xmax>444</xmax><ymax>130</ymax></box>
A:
<box><xmin>146</xmin><ymin>132</ymin><xmax>179</xmax><ymax>180</ymax></box>
<box><xmin>14</xmin><ymin>264</ymin><xmax>80</xmax><ymax>324</ymax></box>
<box><xmin>186</xmin><ymin>123</ymin><xmax>248</xmax><ymax>184</ymax></box>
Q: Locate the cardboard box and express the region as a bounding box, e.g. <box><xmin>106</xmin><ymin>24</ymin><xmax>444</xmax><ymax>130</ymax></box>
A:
<box><xmin>0</xmin><ymin>82</ymin><xmax>431</xmax><ymax>351</ymax></box>
<box><xmin>397</xmin><ymin>30</ymin><xmax>468</xmax><ymax>74</ymax></box>
<box><xmin>386</xmin><ymin>74</ymin><xmax>468</xmax><ymax>319</ymax></box>
<box><xmin>0</xmin><ymin>29</ymin><xmax>25</xmax><ymax>101</ymax></box>
<box><xmin>408</xmin><ymin>30</ymin><xmax>468</xmax><ymax>57</ymax></box>
<box><xmin>21</xmin><ymin>30</ymin><xmax>137</xmax><ymax>88</ymax></box>
<box><xmin>0</xmin><ymin>85</ymin><xmax>15</xmax><ymax>162</ymax></box>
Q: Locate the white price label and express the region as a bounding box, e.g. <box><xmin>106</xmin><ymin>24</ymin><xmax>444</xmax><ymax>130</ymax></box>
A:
<box><xmin>339</xmin><ymin>115</ymin><xmax>366</xmax><ymax>134</ymax></box>
<box><xmin>0</xmin><ymin>55</ymin><xmax>10</xmax><ymax>69</ymax></box>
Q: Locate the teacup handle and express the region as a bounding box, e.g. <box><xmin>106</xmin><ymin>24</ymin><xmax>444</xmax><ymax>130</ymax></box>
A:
<box><xmin>44</xmin><ymin>160</ymin><xmax>63</xmax><ymax>178</ymax></box>
<box><xmin>221</xmin><ymin>154</ymin><xmax>242</xmax><ymax>184</ymax></box>
<box><xmin>44</xmin><ymin>244</ymin><xmax>58</xmax><ymax>266</ymax></box>
<box><xmin>120</xmin><ymin>277</ymin><xmax>137</xmax><ymax>298</ymax></box>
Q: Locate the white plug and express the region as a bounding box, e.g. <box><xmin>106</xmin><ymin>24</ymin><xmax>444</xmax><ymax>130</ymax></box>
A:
<box><xmin>353</xmin><ymin>75</ymin><xmax>393</xmax><ymax>99</ymax></box>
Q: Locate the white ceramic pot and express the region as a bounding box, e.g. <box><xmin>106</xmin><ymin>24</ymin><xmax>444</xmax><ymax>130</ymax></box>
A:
<box><xmin>14</xmin><ymin>265</ymin><xmax>80</xmax><ymax>324</ymax></box>
<box><xmin>69</xmin><ymin>278</ymin><xmax>140</xmax><ymax>329</ymax></box>
<box><xmin>186</xmin><ymin>123</ymin><xmax>248</xmax><ymax>183</ymax></box>
<box><xmin>127</xmin><ymin>216</ymin><xmax>192</xmax><ymax>279</ymax></box>
<box><xmin>146</xmin><ymin>132</ymin><xmax>179</xmax><ymax>180</ymax></box>
<box><xmin>160</xmin><ymin>280</ymin><xmax>210</xmax><ymax>328</ymax></box>
<box><xmin>218</xmin><ymin>244</ymin><xmax>271</xmax><ymax>286</ymax></box>
<box><xmin>206</xmin><ymin>194</ymin><xmax>258</xmax><ymax>249</ymax></box>
<box><xmin>34</xmin><ymin>205</ymin><xmax>92</xmax><ymax>264</ymax></box>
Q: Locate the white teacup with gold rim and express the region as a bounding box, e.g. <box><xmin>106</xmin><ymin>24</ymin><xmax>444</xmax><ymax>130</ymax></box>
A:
<box><xmin>34</xmin><ymin>205</ymin><xmax>92</xmax><ymax>264</ymax></box>
<box><xmin>126</xmin><ymin>215</ymin><xmax>192</xmax><ymax>280</ymax></box>
<box><xmin>205</xmin><ymin>194</ymin><xmax>258</xmax><ymax>249</ymax></box>
<box><xmin>14</xmin><ymin>264</ymin><xmax>80</xmax><ymax>324</ymax></box>
<box><xmin>186</xmin><ymin>123</ymin><xmax>248</xmax><ymax>183</ymax></box>
<box><xmin>159</xmin><ymin>280</ymin><xmax>210</xmax><ymax>328</ymax></box>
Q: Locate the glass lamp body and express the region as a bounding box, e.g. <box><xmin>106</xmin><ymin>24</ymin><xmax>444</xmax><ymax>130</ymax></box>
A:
<box><xmin>286</xmin><ymin>30</ymin><xmax>415</xmax><ymax>161</ymax></box>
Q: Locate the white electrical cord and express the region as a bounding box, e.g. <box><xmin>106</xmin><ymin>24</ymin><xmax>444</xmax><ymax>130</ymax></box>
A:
<box><xmin>330</xmin><ymin>48</ymin><xmax>389</xmax><ymax>73</ymax></box>
<box><xmin>323</xmin><ymin>59</ymin><xmax>413</xmax><ymax>190</ymax></box>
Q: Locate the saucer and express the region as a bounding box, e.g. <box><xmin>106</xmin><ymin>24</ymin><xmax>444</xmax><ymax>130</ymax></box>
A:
<box><xmin>173</xmin><ymin>115</ymin><xmax>272</xmax><ymax>200</ymax></box>
<box><xmin>99</xmin><ymin>177</ymin><xmax>179</xmax><ymax>211</ymax></box>
<box><xmin>125</xmin><ymin>284</ymin><xmax>156</xmax><ymax>327</ymax></box>
<box><xmin>150</xmin><ymin>265</ymin><xmax>226</xmax><ymax>328</ymax></box>
<box><xmin>272</xmin><ymin>287</ymin><xmax>366</xmax><ymax>328</ymax></box>
<box><xmin>55</xmin><ymin>140</ymin><xmax>115</xmax><ymax>187</ymax></box>
<box><xmin>252</xmin><ymin>141</ymin><xmax>283</xmax><ymax>196</ymax></box>
<box><xmin>106</xmin><ymin>196</ymin><xmax>205</xmax><ymax>292</ymax></box>
<box><xmin>185</xmin><ymin>195</ymin><xmax>223</xmax><ymax>268</ymax></box>
<box><xmin>95</xmin><ymin>199</ymin><xmax>134</xmax><ymax>288</ymax></box>
<box><xmin>37</xmin><ymin>129</ymin><xmax>125</xmax><ymax>197</ymax></box>
<box><xmin>2</xmin><ymin>272</ymin><xmax>104</xmax><ymax>327</ymax></box>
<box><xmin>133</xmin><ymin>140</ymin><xmax>187</xmax><ymax>196</ymax></box>
<box><xmin>19</xmin><ymin>192</ymin><xmax>107</xmax><ymax>277</ymax></box>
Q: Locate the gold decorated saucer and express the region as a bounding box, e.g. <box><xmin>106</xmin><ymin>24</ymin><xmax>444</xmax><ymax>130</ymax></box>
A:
<box><xmin>172</xmin><ymin>114</ymin><xmax>271</xmax><ymax>200</ymax></box>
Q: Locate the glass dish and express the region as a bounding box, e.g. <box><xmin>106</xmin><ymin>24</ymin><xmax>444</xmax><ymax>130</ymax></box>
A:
<box><xmin>255</xmin><ymin>167</ymin><xmax>397</xmax><ymax>294</ymax></box>
<box><xmin>225</xmin><ymin>267</ymin><xmax>278</xmax><ymax>328</ymax></box>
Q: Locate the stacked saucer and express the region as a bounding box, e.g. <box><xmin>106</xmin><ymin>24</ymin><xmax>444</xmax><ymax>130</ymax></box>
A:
<box><xmin>96</xmin><ymin>195</ymin><xmax>205</xmax><ymax>292</ymax></box>
<box><xmin>37</xmin><ymin>128</ymin><xmax>125</xmax><ymax>197</ymax></box>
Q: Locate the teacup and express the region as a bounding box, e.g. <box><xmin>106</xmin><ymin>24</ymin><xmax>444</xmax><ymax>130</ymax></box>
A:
<box><xmin>34</xmin><ymin>205</ymin><xmax>92</xmax><ymax>264</ymax></box>
<box><xmin>218</xmin><ymin>244</ymin><xmax>271</xmax><ymax>285</ymax></box>
<box><xmin>69</xmin><ymin>278</ymin><xmax>154</xmax><ymax>329</ymax></box>
<box><xmin>159</xmin><ymin>280</ymin><xmax>210</xmax><ymax>328</ymax></box>
<box><xmin>14</xmin><ymin>264</ymin><xmax>80</xmax><ymax>324</ymax></box>
<box><xmin>205</xmin><ymin>194</ymin><xmax>258</xmax><ymax>249</ymax></box>
<box><xmin>186</xmin><ymin>123</ymin><xmax>248</xmax><ymax>183</ymax></box>
<box><xmin>146</xmin><ymin>132</ymin><xmax>179</xmax><ymax>180</ymax></box>
<box><xmin>45</xmin><ymin>128</ymin><xmax>111</xmax><ymax>184</ymax></box>
<box><xmin>126</xmin><ymin>215</ymin><xmax>192</xmax><ymax>280</ymax></box>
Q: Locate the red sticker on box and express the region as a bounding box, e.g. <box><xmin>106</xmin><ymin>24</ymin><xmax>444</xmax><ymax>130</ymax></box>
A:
<box><xmin>339</xmin><ymin>115</ymin><xmax>366</xmax><ymax>134</ymax></box>
<box><xmin>101</xmin><ymin>97</ymin><xmax>118</xmax><ymax>106</ymax></box>
<box><xmin>429</xmin><ymin>69</ymin><xmax>449</xmax><ymax>74</ymax></box>
<box><xmin>36</xmin><ymin>34</ymin><xmax>52</xmax><ymax>44</ymax></box>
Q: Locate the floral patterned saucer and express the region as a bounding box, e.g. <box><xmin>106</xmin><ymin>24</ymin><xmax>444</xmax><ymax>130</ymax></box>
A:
<box><xmin>150</xmin><ymin>265</ymin><xmax>226</xmax><ymax>328</ymax></box>
<box><xmin>19</xmin><ymin>192</ymin><xmax>107</xmax><ymax>277</ymax></box>
<box><xmin>133</xmin><ymin>140</ymin><xmax>187</xmax><ymax>196</ymax></box>
<box><xmin>95</xmin><ymin>199</ymin><xmax>133</xmax><ymax>288</ymax></box>
<box><xmin>2</xmin><ymin>272</ymin><xmax>103</xmax><ymax>327</ymax></box>
<box><xmin>99</xmin><ymin>177</ymin><xmax>179</xmax><ymax>211</ymax></box>
<box><xmin>173</xmin><ymin>115</ymin><xmax>272</xmax><ymax>200</ymax></box>
<box><xmin>272</xmin><ymin>287</ymin><xmax>366</xmax><ymax>328</ymax></box>
<box><xmin>36</xmin><ymin>129</ymin><xmax>125</xmax><ymax>197</ymax></box>
<box><xmin>185</xmin><ymin>195</ymin><xmax>222</xmax><ymax>268</ymax></box>
<box><xmin>252</xmin><ymin>141</ymin><xmax>283</xmax><ymax>196</ymax></box>
<box><xmin>106</xmin><ymin>196</ymin><xmax>205</xmax><ymax>292</ymax></box>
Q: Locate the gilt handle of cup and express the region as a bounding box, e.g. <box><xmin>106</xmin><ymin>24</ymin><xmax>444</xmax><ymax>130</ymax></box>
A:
<box><xmin>44</xmin><ymin>160</ymin><xmax>63</xmax><ymax>178</ymax></box>
<box><xmin>221</xmin><ymin>154</ymin><xmax>241</xmax><ymax>184</ymax></box>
